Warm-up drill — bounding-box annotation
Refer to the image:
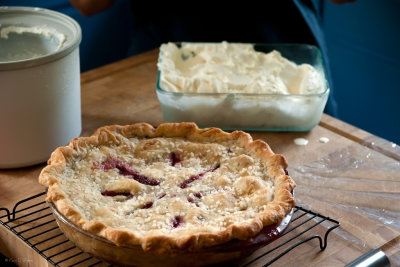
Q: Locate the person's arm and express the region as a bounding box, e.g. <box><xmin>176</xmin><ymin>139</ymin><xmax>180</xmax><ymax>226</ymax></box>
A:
<box><xmin>69</xmin><ymin>0</ymin><xmax>115</xmax><ymax>16</ymax></box>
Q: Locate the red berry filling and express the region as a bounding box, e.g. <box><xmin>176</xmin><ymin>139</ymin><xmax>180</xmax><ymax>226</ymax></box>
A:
<box><xmin>172</xmin><ymin>215</ymin><xmax>184</xmax><ymax>228</ymax></box>
<box><xmin>179</xmin><ymin>164</ymin><xmax>220</xmax><ymax>189</ymax></box>
<box><xmin>101</xmin><ymin>190</ymin><xmax>133</xmax><ymax>198</ymax></box>
<box><xmin>94</xmin><ymin>158</ymin><xmax>160</xmax><ymax>186</ymax></box>
<box><xmin>141</xmin><ymin>201</ymin><xmax>154</xmax><ymax>209</ymax></box>
<box><xmin>168</xmin><ymin>152</ymin><xmax>182</xmax><ymax>167</ymax></box>
<box><xmin>261</xmin><ymin>224</ymin><xmax>280</xmax><ymax>239</ymax></box>
<box><xmin>187</xmin><ymin>197</ymin><xmax>199</xmax><ymax>207</ymax></box>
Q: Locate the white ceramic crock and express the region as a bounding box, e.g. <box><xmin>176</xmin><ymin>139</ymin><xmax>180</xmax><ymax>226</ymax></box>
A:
<box><xmin>0</xmin><ymin>7</ymin><xmax>82</xmax><ymax>168</ymax></box>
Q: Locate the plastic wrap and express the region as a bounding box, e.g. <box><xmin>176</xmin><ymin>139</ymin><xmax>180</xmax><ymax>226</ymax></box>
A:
<box><xmin>289</xmin><ymin>140</ymin><xmax>400</xmax><ymax>265</ymax></box>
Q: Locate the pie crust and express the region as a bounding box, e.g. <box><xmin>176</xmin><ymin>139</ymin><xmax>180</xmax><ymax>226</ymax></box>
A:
<box><xmin>39</xmin><ymin>122</ymin><xmax>295</xmax><ymax>254</ymax></box>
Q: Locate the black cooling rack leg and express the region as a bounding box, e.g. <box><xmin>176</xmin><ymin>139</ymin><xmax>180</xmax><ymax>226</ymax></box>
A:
<box><xmin>0</xmin><ymin>208</ymin><xmax>11</xmax><ymax>222</ymax></box>
<box><xmin>261</xmin><ymin>223</ymin><xmax>340</xmax><ymax>267</ymax></box>
<box><xmin>321</xmin><ymin>222</ymin><xmax>341</xmax><ymax>250</ymax></box>
<box><xmin>242</xmin><ymin>208</ymin><xmax>341</xmax><ymax>267</ymax></box>
<box><xmin>11</xmin><ymin>192</ymin><xmax>46</xmax><ymax>221</ymax></box>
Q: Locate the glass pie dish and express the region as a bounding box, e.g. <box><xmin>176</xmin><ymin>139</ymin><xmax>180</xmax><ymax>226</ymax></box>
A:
<box><xmin>40</xmin><ymin>122</ymin><xmax>296</xmax><ymax>266</ymax></box>
<box><xmin>156</xmin><ymin>43</ymin><xmax>329</xmax><ymax>132</ymax></box>
<box><xmin>50</xmin><ymin>202</ymin><xmax>293</xmax><ymax>267</ymax></box>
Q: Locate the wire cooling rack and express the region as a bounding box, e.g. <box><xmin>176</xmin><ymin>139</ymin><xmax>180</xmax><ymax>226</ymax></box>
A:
<box><xmin>0</xmin><ymin>192</ymin><xmax>340</xmax><ymax>266</ymax></box>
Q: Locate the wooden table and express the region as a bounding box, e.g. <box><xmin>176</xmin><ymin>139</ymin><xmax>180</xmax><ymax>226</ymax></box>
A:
<box><xmin>1</xmin><ymin>49</ymin><xmax>399</xmax><ymax>266</ymax></box>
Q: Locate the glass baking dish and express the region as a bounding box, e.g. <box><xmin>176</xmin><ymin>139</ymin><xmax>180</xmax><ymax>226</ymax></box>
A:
<box><xmin>156</xmin><ymin>43</ymin><xmax>329</xmax><ymax>132</ymax></box>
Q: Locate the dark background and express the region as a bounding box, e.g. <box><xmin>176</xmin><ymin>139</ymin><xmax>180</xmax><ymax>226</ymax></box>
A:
<box><xmin>1</xmin><ymin>0</ymin><xmax>399</xmax><ymax>144</ymax></box>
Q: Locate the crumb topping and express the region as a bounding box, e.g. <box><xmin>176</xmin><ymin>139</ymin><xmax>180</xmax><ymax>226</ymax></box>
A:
<box><xmin>55</xmin><ymin>136</ymin><xmax>276</xmax><ymax>236</ymax></box>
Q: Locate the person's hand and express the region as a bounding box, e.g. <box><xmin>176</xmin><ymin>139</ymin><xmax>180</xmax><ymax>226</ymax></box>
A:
<box><xmin>69</xmin><ymin>0</ymin><xmax>115</xmax><ymax>16</ymax></box>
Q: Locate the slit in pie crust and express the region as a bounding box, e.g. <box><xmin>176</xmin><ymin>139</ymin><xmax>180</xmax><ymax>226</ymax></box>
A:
<box><xmin>39</xmin><ymin>122</ymin><xmax>296</xmax><ymax>253</ymax></box>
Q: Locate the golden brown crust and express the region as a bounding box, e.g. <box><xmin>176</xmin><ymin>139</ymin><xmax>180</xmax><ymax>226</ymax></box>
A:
<box><xmin>39</xmin><ymin>122</ymin><xmax>295</xmax><ymax>253</ymax></box>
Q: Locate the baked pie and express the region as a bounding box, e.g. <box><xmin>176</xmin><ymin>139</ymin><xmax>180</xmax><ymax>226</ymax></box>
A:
<box><xmin>39</xmin><ymin>122</ymin><xmax>295</xmax><ymax>263</ymax></box>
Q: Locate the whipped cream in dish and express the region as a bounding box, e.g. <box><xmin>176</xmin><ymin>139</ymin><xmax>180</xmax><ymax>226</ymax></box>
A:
<box><xmin>158</xmin><ymin>42</ymin><xmax>325</xmax><ymax>95</ymax></box>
